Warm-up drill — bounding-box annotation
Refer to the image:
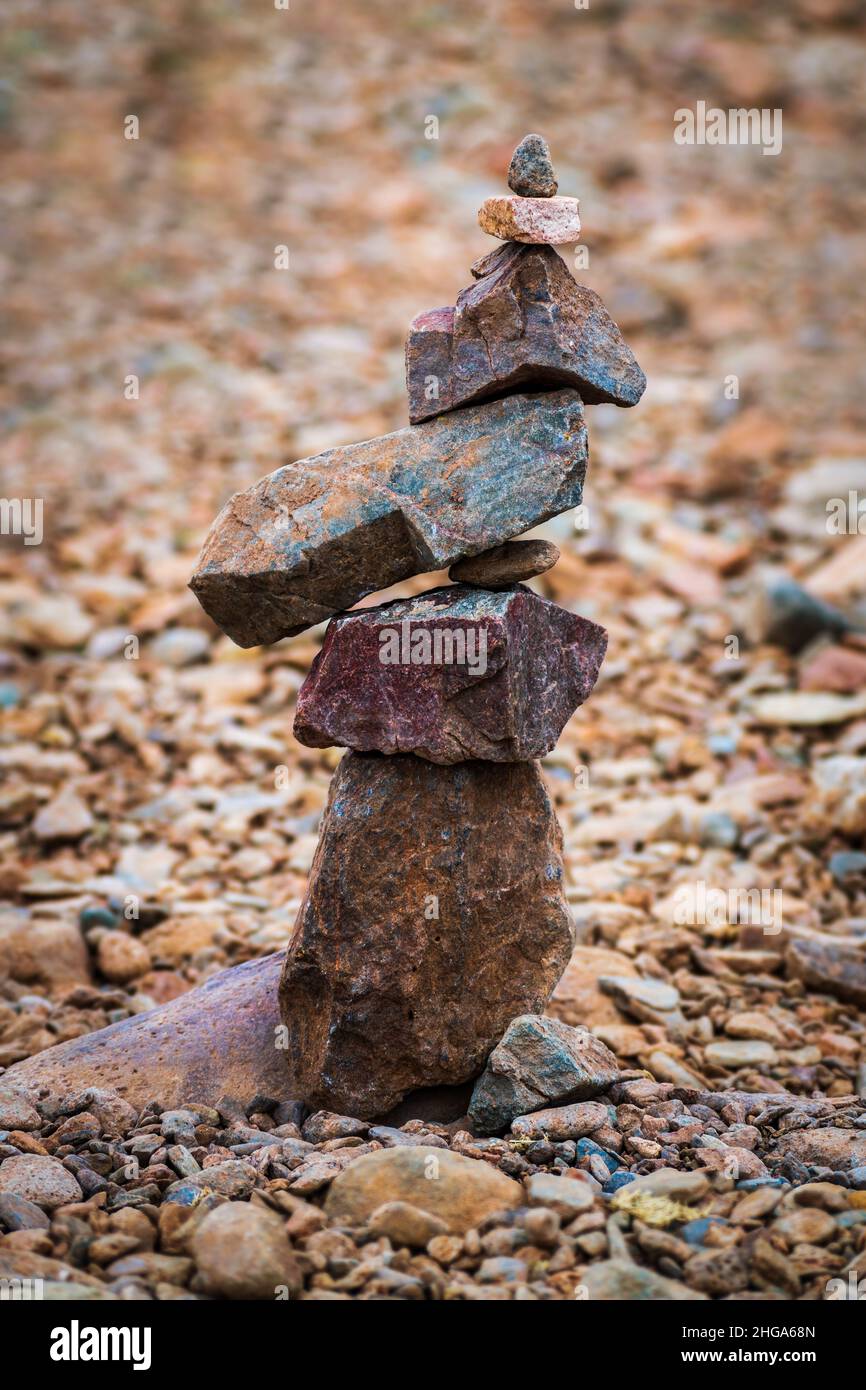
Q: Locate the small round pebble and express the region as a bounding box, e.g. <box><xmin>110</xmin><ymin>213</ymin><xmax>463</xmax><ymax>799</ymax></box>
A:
<box><xmin>97</xmin><ymin>930</ymin><xmax>151</xmax><ymax>984</ymax></box>
<box><xmin>449</xmin><ymin>539</ymin><xmax>560</xmax><ymax>588</ymax></box>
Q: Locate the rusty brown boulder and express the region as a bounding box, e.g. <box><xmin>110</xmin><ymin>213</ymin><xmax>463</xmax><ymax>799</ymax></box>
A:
<box><xmin>279</xmin><ymin>752</ymin><xmax>575</xmax><ymax>1118</ymax></box>
<box><xmin>5</xmin><ymin>953</ymin><xmax>290</xmax><ymax>1111</ymax></box>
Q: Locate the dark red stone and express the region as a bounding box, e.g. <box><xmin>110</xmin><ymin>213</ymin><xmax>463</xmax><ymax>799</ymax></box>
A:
<box><xmin>293</xmin><ymin>584</ymin><xmax>607</xmax><ymax>764</ymax></box>
<box><xmin>405</xmin><ymin>241</ymin><xmax>645</xmax><ymax>424</ymax></box>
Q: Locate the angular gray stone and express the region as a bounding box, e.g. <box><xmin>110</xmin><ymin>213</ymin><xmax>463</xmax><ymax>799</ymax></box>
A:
<box><xmin>583</xmin><ymin>1259</ymin><xmax>707</xmax><ymax>1301</ymax></box>
<box><xmin>406</xmin><ymin>243</ymin><xmax>645</xmax><ymax>423</ymax></box>
<box><xmin>293</xmin><ymin>583</ymin><xmax>607</xmax><ymax>764</ymax></box>
<box><xmin>190</xmin><ymin>390</ymin><xmax>587</xmax><ymax>645</ymax></box>
<box><xmin>468</xmin><ymin>1014</ymin><xmax>620</xmax><ymax>1135</ymax></box>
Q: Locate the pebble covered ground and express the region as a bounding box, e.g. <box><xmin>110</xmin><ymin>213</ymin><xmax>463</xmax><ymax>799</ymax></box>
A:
<box><xmin>2</xmin><ymin>0</ymin><xmax>866</xmax><ymax>1299</ymax></box>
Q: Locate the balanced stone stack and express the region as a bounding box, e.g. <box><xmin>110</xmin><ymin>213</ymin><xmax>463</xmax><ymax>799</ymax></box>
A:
<box><xmin>190</xmin><ymin>135</ymin><xmax>645</xmax><ymax>1120</ymax></box>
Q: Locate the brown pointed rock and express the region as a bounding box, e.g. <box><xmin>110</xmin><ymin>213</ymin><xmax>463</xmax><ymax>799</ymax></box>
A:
<box><xmin>406</xmin><ymin>242</ymin><xmax>645</xmax><ymax>423</ymax></box>
<box><xmin>278</xmin><ymin>752</ymin><xmax>575</xmax><ymax>1118</ymax></box>
<box><xmin>190</xmin><ymin>390</ymin><xmax>587</xmax><ymax>646</ymax></box>
<box><xmin>508</xmin><ymin>134</ymin><xmax>558</xmax><ymax>198</ymax></box>
<box><xmin>293</xmin><ymin>583</ymin><xmax>607</xmax><ymax>764</ymax></box>
<box><xmin>5</xmin><ymin>953</ymin><xmax>290</xmax><ymax>1110</ymax></box>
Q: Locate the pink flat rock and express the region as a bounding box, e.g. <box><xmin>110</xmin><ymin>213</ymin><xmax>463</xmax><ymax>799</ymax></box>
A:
<box><xmin>478</xmin><ymin>195</ymin><xmax>581</xmax><ymax>245</ymax></box>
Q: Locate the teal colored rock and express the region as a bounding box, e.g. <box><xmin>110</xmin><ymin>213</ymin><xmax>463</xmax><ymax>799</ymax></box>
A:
<box><xmin>190</xmin><ymin>390</ymin><xmax>587</xmax><ymax>646</ymax></box>
<box><xmin>468</xmin><ymin>1014</ymin><xmax>620</xmax><ymax>1135</ymax></box>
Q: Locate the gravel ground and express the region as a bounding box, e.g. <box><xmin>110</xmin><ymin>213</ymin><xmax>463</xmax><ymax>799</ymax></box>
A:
<box><xmin>2</xmin><ymin>0</ymin><xmax>866</xmax><ymax>1300</ymax></box>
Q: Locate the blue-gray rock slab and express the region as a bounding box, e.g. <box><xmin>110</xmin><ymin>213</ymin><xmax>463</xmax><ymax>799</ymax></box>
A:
<box><xmin>189</xmin><ymin>390</ymin><xmax>588</xmax><ymax>646</ymax></box>
<box><xmin>468</xmin><ymin>1014</ymin><xmax>621</xmax><ymax>1135</ymax></box>
<box><xmin>406</xmin><ymin>243</ymin><xmax>645</xmax><ymax>423</ymax></box>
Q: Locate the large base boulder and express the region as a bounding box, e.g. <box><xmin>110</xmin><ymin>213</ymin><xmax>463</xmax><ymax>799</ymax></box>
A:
<box><xmin>5</xmin><ymin>953</ymin><xmax>289</xmax><ymax>1110</ymax></box>
<box><xmin>279</xmin><ymin>752</ymin><xmax>575</xmax><ymax>1118</ymax></box>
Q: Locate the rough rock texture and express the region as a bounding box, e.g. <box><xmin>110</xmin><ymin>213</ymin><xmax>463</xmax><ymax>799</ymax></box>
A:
<box><xmin>0</xmin><ymin>1155</ymin><xmax>83</xmax><ymax>1211</ymax></box>
<box><xmin>468</xmin><ymin>1014</ymin><xmax>621</xmax><ymax>1134</ymax></box>
<box><xmin>190</xmin><ymin>1202</ymin><xmax>303</xmax><ymax>1299</ymax></box>
<box><xmin>507</xmin><ymin>133</ymin><xmax>558</xmax><ymax>198</ymax></box>
<box><xmin>774</xmin><ymin>1127</ymin><xmax>866</xmax><ymax>1171</ymax></box>
<box><xmin>279</xmin><ymin>753</ymin><xmax>575</xmax><ymax>1117</ymax></box>
<box><xmin>324</xmin><ymin>1145</ymin><xmax>523</xmax><ymax>1234</ymax></box>
<box><xmin>510</xmin><ymin>1100</ymin><xmax>609</xmax><ymax>1141</ymax></box>
<box><xmin>449</xmin><ymin>538</ymin><xmax>560</xmax><ymax>586</ymax></box>
<box><xmin>583</xmin><ymin>1259</ymin><xmax>708</xmax><ymax>1301</ymax></box>
<box><xmin>6</xmin><ymin>952</ymin><xmax>290</xmax><ymax>1109</ymax></box>
<box><xmin>293</xmin><ymin>583</ymin><xmax>607</xmax><ymax>764</ymax></box>
<box><xmin>406</xmin><ymin>243</ymin><xmax>645</xmax><ymax>423</ymax></box>
<box><xmin>785</xmin><ymin>936</ymin><xmax>866</xmax><ymax>1007</ymax></box>
<box><xmin>0</xmin><ymin>1084</ymin><xmax>41</xmax><ymax>1132</ymax></box>
<box><xmin>190</xmin><ymin>390</ymin><xmax>588</xmax><ymax>646</ymax></box>
<box><xmin>478</xmin><ymin>195</ymin><xmax>581</xmax><ymax>244</ymax></box>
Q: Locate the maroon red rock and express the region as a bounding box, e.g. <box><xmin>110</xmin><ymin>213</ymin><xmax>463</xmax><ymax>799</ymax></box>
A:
<box><xmin>279</xmin><ymin>752</ymin><xmax>575</xmax><ymax>1117</ymax></box>
<box><xmin>293</xmin><ymin>584</ymin><xmax>607</xmax><ymax>764</ymax></box>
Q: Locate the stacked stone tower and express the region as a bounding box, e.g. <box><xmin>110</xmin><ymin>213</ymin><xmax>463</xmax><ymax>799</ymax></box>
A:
<box><xmin>191</xmin><ymin>135</ymin><xmax>645</xmax><ymax>1119</ymax></box>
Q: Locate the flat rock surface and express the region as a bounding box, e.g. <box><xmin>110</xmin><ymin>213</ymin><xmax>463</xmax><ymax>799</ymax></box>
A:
<box><xmin>406</xmin><ymin>242</ymin><xmax>645</xmax><ymax>423</ymax></box>
<box><xmin>293</xmin><ymin>583</ymin><xmax>607</xmax><ymax>763</ymax></box>
<box><xmin>0</xmin><ymin>1155</ymin><xmax>83</xmax><ymax>1211</ymax></box>
<box><xmin>324</xmin><ymin>1145</ymin><xmax>523</xmax><ymax>1234</ymax></box>
<box><xmin>468</xmin><ymin>1014</ymin><xmax>621</xmax><ymax>1134</ymax></box>
<box><xmin>6</xmin><ymin>952</ymin><xmax>290</xmax><ymax>1109</ymax></box>
<box><xmin>279</xmin><ymin>753</ymin><xmax>575</xmax><ymax>1117</ymax></box>
<box><xmin>773</xmin><ymin>1127</ymin><xmax>866</xmax><ymax>1171</ymax></box>
<box><xmin>190</xmin><ymin>390</ymin><xmax>587</xmax><ymax>645</ymax></box>
<box><xmin>478</xmin><ymin>195</ymin><xmax>581</xmax><ymax>244</ymax></box>
<box><xmin>449</xmin><ymin>538</ymin><xmax>560</xmax><ymax>586</ymax></box>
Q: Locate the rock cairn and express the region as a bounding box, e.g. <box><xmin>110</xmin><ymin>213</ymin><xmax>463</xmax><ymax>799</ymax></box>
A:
<box><xmin>190</xmin><ymin>134</ymin><xmax>646</xmax><ymax>1119</ymax></box>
